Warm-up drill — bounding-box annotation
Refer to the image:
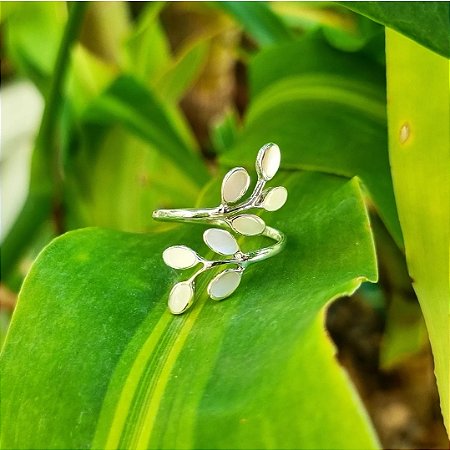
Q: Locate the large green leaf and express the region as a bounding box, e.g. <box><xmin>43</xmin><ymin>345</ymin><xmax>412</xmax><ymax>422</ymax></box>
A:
<box><xmin>340</xmin><ymin>1</ymin><xmax>450</xmax><ymax>58</ymax></box>
<box><xmin>221</xmin><ymin>37</ymin><xmax>402</xmax><ymax>247</ymax></box>
<box><xmin>1</xmin><ymin>172</ymin><xmax>379</xmax><ymax>449</ymax></box>
<box><xmin>385</xmin><ymin>29</ymin><xmax>449</xmax><ymax>432</ymax></box>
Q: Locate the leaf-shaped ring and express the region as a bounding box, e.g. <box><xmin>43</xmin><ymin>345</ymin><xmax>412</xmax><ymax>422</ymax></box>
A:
<box><xmin>152</xmin><ymin>143</ymin><xmax>287</xmax><ymax>314</ymax></box>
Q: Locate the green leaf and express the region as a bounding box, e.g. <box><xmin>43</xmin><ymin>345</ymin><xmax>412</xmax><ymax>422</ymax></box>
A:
<box><xmin>1</xmin><ymin>172</ymin><xmax>380</xmax><ymax>449</ymax></box>
<box><xmin>124</xmin><ymin>2</ymin><xmax>231</xmax><ymax>103</ymax></box>
<box><xmin>4</xmin><ymin>2</ymin><xmax>67</xmax><ymax>90</ymax></box>
<box><xmin>66</xmin><ymin>44</ymin><xmax>117</xmax><ymax>116</ymax></box>
<box><xmin>83</xmin><ymin>75</ymin><xmax>209</xmax><ymax>185</ymax></box>
<box><xmin>78</xmin><ymin>2</ymin><xmax>131</xmax><ymax>66</ymax></box>
<box><xmin>123</xmin><ymin>2</ymin><xmax>172</xmax><ymax>83</ymax></box>
<box><xmin>154</xmin><ymin>40</ymin><xmax>209</xmax><ymax>103</ymax></box>
<box><xmin>210</xmin><ymin>108</ymin><xmax>239</xmax><ymax>154</ymax></box>
<box><xmin>217</xmin><ymin>1</ymin><xmax>293</xmax><ymax>47</ymax></box>
<box><xmin>221</xmin><ymin>37</ymin><xmax>402</xmax><ymax>247</ymax></box>
<box><xmin>385</xmin><ymin>29</ymin><xmax>450</xmax><ymax>432</ymax></box>
<box><xmin>380</xmin><ymin>294</ymin><xmax>427</xmax><ymax>369</ymax></box>
<box><xmin>339</xmin><ymin>1</ymin><xmax>450</xmax><ymax>58</ymax></box>
<box><xmin>64</xmin><ymin>125</ymin><xmax>201</xmax><ymax>232</ymax></box>
<box><xmin>369</xmin><ymin>213</ymin><xmax>426</xmax><ymax>369</ymax></box>
<box><xmin>248</xmin><ymin>33</ymin><xmax>385</xmax><ymax>99</ymax></box>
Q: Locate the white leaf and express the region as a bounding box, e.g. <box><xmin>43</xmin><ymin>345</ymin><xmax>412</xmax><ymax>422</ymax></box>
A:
<box><xmin>163</xmin><ymin>246</ymin><xmax>198</xmax><ymax>269</ymax></box>
<box><xmin>231</xmin><ymin>214</ymin><xmax>265</xmax><ymax>236</ymax></box>
<box><xmin>168</xmin><ymin>281</ymin><xmax>194</xmax><ymax>314</ymax></box>
<box><xmin>256</xmin><ymin>143</ymin><xmax>280</xmax><ymax>181</ymax></box>
<box><xmin>262</xmin><ymin>186</ymin><xmax>288</xmax><ymax>211</ymax></box>
<box><xmin>203</xmin><ymin>229</ymin><xmax>239</xmax><ymax>255</ymax></box>
<box><xmin>221</xmin><ymin>167</ymin><xmax>250</xmax><ymax>204</ymax></box>
<box><xmin>208</xmin><ymin>269</ymin><xmax>242</xmax><ymax>300</ymax></box>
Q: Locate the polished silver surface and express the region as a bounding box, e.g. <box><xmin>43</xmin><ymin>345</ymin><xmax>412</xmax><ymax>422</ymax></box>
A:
<box><xmin>153</xmin><ymin>143</ymin><xmax>287</xmax><ymax>314</ymax></box>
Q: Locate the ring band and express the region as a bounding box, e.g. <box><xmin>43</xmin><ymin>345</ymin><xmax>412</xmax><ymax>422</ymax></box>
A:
<box><xmin>152</xmin><ymin>211</ymin><xmax>286</xmax><ymax>266</ymax></box>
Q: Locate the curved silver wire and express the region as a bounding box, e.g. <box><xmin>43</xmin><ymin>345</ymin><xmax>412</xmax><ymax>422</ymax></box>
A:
<box><xmin>152</xmin><ymin>143</ymin><xmax>287</xmax><ymax>314</ymax></box>
<box><xmin>152</xmin><ymin>208</ymin><xmax>286</xmax><ymax>266</ymax></box>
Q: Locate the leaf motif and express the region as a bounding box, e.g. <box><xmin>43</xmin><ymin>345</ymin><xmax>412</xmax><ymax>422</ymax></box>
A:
<box><xmin>230</xmin><ymin>214</ymin><xmax>265</xmax><ymax>236</ymax></box>
<box><xmin>162</xmin><ymin>245</ymin><xmax>199</xmax><ymax>270</ymax></box>
<box><xmin>256</xmin><ymin>143</ymin><xmax>281</xmax><ymax>181</ymax></box>
<box><xmin>168</xmin><ymin>281</ymin><xmax>194</xmax><ymax>314</ymax></box>
<box><xmin>207</xmin><ymin>269</ymin><xmax>242</xmax><ymax>301</ymax></box>
<box><xmin>203</xmin><ymin>228</ymin><xmax>239</xmax><ymax>255</ymax></box>
<box><xmin>221</xmin><ymin>167</ymin><xmax>250</xmax><ymax>204</ymax></box>
<box><xmin>262</xmin><ymin>186</ymin><xmax>288</xmax><ymax>211</ymax></box>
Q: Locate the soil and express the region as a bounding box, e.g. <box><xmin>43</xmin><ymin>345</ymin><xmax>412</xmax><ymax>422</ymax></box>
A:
<box><xmin>327</xmin><ymin>295</ymin><xmax>449</xmax><ymax>450</ymax></box>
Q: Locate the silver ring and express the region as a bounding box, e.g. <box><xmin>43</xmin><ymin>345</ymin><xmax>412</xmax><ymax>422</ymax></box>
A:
<box><xmin>152</xmin><ymin>143</ymin><xmax>287</xmax><ymax>314</ymax></box>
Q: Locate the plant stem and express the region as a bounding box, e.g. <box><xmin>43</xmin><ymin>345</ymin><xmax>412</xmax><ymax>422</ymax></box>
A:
<box><xmin>1</xmin><ymin>2</ymin><xmax>88</xmax><ymax>281</ymax></box>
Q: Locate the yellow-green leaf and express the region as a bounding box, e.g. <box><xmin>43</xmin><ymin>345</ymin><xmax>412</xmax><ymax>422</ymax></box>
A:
<box><xmin>340</xmin><ymin>2</ymin><xmax>450</xmax><ymax>58</ymax></box>
<box><xmin>385</xmin><ymin>28</ymin><xmax>450</xmax><ymax>432</ymax></box>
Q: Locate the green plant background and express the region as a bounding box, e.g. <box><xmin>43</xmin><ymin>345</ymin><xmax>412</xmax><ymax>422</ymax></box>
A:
<box><xmin>1</xmin><ymin>2</ymin><xmax>448</xmax><ymax>449</ymax></box>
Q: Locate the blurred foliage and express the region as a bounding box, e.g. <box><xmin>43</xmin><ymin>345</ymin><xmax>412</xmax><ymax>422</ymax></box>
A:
<box><xmin>1</xmin><ymin>1</ymin><xmax>448</xmax><ymax>448</ymax></box>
